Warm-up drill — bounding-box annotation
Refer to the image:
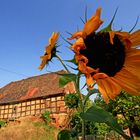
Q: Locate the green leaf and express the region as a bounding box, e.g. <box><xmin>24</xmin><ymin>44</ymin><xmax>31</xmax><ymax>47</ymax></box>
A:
<box><xmin>80</xmin><ymin>104</ymin><xmax>132</xmax><ymax>140</ymax></box>
<box><xmin>57</xmin><ymin>130</ymin><xmax>71</xmax><ymax>140</ymax></box>
<box><xmin>59</xmin><ymin>73</ymin><xmax>77</xmax><ymax>87</ymax></box>
<box><xmin>81</xmin><ymin>104</ymin><xmax>111</xmax><ymax>123</ymax></box>
<box><xmin>57</xmin><ymin>130</ymin><xmax>76</xmax><ymax>140</ymax></box>
<box><xmin>64</xmin><ymin>93</ymin><xmax>79</xmax><ymax>109</ymax></box>
<box><xmin>86</xmin><ymin>89</ymin><xmax>99</xmax><ymax>99</ymax></box>
<box><xmin>83</xmin><ymin>89</ymin><xmax>99</xmax><ymax>106</ymax></box>
<box><xmin>100</xmin><ymin>7</ymin><xmax>118</xmax><ymax>33</ymax></box>
<box><xmin>64</xmin><ymin>58</ymin><xmax>77</xmax><ymax>65</ymax></box>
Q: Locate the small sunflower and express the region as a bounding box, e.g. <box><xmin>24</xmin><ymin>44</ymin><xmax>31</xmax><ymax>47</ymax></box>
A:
<box><xmin>39</xmin><ymin>32</ymin><xmax>60</xmax><ymax>70</ymax></box>
<box><xmin>69</xmin><ymin>8</ymin><xmax>140</xmax><ymax>103</ymax></box>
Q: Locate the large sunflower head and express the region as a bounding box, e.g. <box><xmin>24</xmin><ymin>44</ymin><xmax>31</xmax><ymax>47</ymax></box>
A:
<box><xmin>69</xmin><ymin>8</ymin><xmax>140</xmax><ymax>103</ymax></box>
<box><xmin>39</xmin><ymin>32</ymin><xmax>60</xmax><ymax>70</ymax></box>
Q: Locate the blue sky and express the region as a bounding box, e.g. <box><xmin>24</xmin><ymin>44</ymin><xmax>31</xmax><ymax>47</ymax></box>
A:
<box><xmin>0</xmin><ymin>0</ymin><xmax>140</xmax><ymax>87</ymax></box>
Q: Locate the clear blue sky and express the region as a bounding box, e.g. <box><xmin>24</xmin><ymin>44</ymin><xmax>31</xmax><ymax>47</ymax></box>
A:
<box><xmin>0</xmin><ymin>0</ymin><xmax>140</xmax><ymax>87</ymax></box>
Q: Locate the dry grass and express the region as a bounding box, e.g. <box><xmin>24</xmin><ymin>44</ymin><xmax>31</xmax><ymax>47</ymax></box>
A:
<box><xmin>0</xmin><ymin>116</ymin><xmax>60</xmax><ymax>140</ymax></box>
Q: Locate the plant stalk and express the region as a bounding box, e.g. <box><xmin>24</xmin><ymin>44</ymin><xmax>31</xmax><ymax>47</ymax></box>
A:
<box><xmin>76</xmin><ymin>72</ymin><xmax>86</xmax><ymax>140</ymax></box>
<box><xmin>55</xmin><ymin>54</ymin><xmax>70</xmax><ymax>73</ymax></box>
<box><xmin>82</xmin><ymin>119</ymin><xmax>86</xmax><ymax>140</ymax></box>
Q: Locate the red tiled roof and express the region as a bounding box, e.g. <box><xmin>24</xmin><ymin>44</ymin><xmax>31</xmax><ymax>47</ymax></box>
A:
<box><xmin>0</xmin><ymin>70</ymin><xmax>72</xmax><ymax>104</ymax></box>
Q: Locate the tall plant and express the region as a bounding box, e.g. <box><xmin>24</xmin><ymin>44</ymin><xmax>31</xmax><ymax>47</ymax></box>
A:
<box><xmin>39</xmin><ymin>7</ymin><xmax>140</xmax><ymax>140</ymax></box>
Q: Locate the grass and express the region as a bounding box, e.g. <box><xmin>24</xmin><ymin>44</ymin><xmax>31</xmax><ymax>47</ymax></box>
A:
<box><xmin>32</xmin><ymin>121</ymin><xmax>59</xmax><ymax>140</ymax></box>
<box><xmin>0</xmin><ymin>116</ymin><xmax>60</xmax><ymax>140</ymax></box>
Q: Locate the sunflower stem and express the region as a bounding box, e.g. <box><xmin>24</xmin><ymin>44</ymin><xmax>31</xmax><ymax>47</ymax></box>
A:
<box><xmin>75</xmin><ymin>72</ymin><xmax>83</xmax><ymax>112</ymax></box>
<box><xmin>75</xmin><ymin>72</ymin><xmax>86</xmax><ymax>140</ymax></box>
<box><xmin>55</xmin><ymin>54</ymin><xmax>70</xmax><ymax>73</ymax></box>
<box><xmin>82</xmin><ymin>119</ymin><xmax>86</xmax><ymax>140</ymax></box>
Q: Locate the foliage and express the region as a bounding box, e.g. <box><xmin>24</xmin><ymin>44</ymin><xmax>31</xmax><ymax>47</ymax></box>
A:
<box><xmin>38</xmin><ymin>6</ymin><xmax>140</xmax><ymax>140</ymax></box>
<box><xmin>66</xmin><ymin>95</ymin><xmax>101</xmax><ymax>136</ymax></box>
<box><xmin>94</xmin><ymin>123</ymin><xmax>110</xmax><ymax>135</ymax></box>
<box><xmin>63</xmin><ymin>82</ymin><xmax>130</xmax><ymax>139</ymax></box>
<box><xmin>64</xmin><ymin>93</ymin><xmax>79</xmax><ymax>109</ymax></box>
<box><xmin>0</xmin><ymin>120</ymin><xmax>6</xmax><ymax>128</ymax></box>
<box><xmin>70</xmin><ymin>112</ymin><xmax>97</xmax><ymax>135</ymax></box>
<box><xmin>57</xmin><ymin>129</ymin><xmax>77</xmax><ymax>140</ymax></box>
<box><xmin>42</xmin><ymin>111</ymin><xmax>51</xmax><ymax>124</ymax></box>
<box><xmin>80</xmin><ymin>104</ymin><xmax>131</xmax><ymax>139</ymax></box>
<box><xmin>95</xmin><ymin>92</ymin><xmax>140</xmax><ymax>137</ymax></box>
<box><xmin>70</xmin><ymin>112</ymin><xmax>113</xmax><ymax>136</ymax></box>
<box><xmin>59</xmin><ymin>73</ymin><xmax>77</xmax><ymax>87</ymax></box>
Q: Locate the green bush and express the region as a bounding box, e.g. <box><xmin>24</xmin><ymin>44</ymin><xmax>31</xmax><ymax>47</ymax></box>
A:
<box><xmin>70</xmin><ymin>113</ymin><xmax>111</xmax><ymax>136</ymax></box>
<box><xmin>0</xmin><ymin>120</ymin><xmax>6</xmax><ymax>128</ymax></box>
<box><xmin>57</xmin><ymin>129</ymin><xmax>77</xmax><ymax>140</ymax></box>
<box><xmin>42</xmin><ymin>111</ymin><xmax>51</xmax><ymax>124</ymax></box>
<box><xmin>94</xmin><ymin>123</ymin><xmax>110</xmax><ymax>135</ymax></box>
<box><xmin>64</xmin><ymin>93</ymin><xmax>79</xmax><ymax>109</ymax></box>
<box><xmin>70</xmin><ymin>113</ymin><xmax>98</xmax><ymax>135</ymax></box>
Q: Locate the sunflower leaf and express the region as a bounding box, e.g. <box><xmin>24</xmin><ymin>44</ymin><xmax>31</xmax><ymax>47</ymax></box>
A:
<box><xmin>81</xmin><ymin>104</ymin><xmax>112</xmax><ymax>122</ymax></box>
<box><xmin>83</xmin><ymin>89</ymin><xmax>99</xmax><ymax>106</ymax></box>
<box><xmin>80</xmin><ymin>104</ymin><xmax>132</xmax><ymax>140</ymax></box>
<box><xmin>64</xmin><ymin>58</ymin><xmax>77</xmax><ymax>65</ymax></box>
<box><xmin>59</xmin><ymin>73</ymin><xmax>77</xmax><ymax>87</ymax></box>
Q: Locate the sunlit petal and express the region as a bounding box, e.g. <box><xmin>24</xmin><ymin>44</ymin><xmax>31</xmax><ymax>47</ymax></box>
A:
<box><xmin>39</xmin><ymin>32</ymin><xmax>59</xmax><ymax>70</ymax></box>
<box><xmin>83</xmin><ymin>8</ymin><xmax>103</xmax><ymax>38</ymax></box>
<box><xmin>129</xmin><ymin>29</ymin><xmax>140</xmax><ymax>47</ymax></box>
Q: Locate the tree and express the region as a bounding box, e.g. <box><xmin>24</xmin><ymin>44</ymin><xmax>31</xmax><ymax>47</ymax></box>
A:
<box><xmin>94</xmin><ymin>92</ymin><xmax>140</xmax><ymax>138</ymax></box>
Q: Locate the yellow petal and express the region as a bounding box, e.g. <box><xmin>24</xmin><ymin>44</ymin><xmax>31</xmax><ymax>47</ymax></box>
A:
<box><xmin>86</xmin><ymin>75</ymin><xmax>95</xmax><ymax>90</ymax></box>
<box><xmin>38</xmin><ymin>55</ymin><xmax>50</xmax><ymax>70</ymax></box>
<box><xmin>125</xmin><ymin>48</ymin><xmax>140</xmax><ymax>79</ymax></box>
<box><xmin>97</xmin><ymin>78</ymin><xmax>122</xmax><ymax>103</ymax></box>
<box><xmin>71</xmin><ymin>38</ymin><xmax>85</xmax><ymax>54</ymax></box>
<box><xmin>68</xmin><ymin>8</ymin><xmax>103</xmax><ymax>39</ymax></box>
<box><xmin>129</xmin><ymin>29</ymin><xmax>140</xmax><ymax>47</ymax></box>
<box><xmin>109</xmin><ymin>31</ymin><xmax>115</xmax><ymax>45</ymax></box>
<box><xmin>109</xmin><ymin>31</ymin><xmax>131</xmax><ymax>47</ymax></box>
<box><xmin>83</xmin><ymin>7</ymin><xmax>103</xmax><ymax>38</ymax></box>
<box><xmin>49</xmin><ymin>32</ymin><xmax>60</xmax><ymax>46</ymax></box>
<box><xmin>93</xmin><ymin>73</ymin><xmax>108</xmax><ymax>80</ymax></box>
<box><xmin>105</xmin><ymin>78</ymin><xmax>122</xmax><ymax>99</ymax></box>
<box><xmin>45</xmin><ymin>32</ymin><xmax>59</xmax><ymax>54</ymax></box>
<box><xmin>96</xmin><ymin>79</ymin><xmax>110</xmax><ymax>103</ymax></box>
<box><xmin>39</xmin><ymin>32</ymin><xmax>59</xmax><ymax>70</ymax></box>
<box><xmin>125</xmin><ymin>61</ymin><xmax>140</xmax><ymax>80</ymax></box>
<box><xmin>68</xmin><ymin>31</ymin><xmax>83</xmax><ymax>40</ymax></box>
<box><xmin>112</xmin><ymin>68</ymin><xmax>140</xmax><ymax>95</ymax></box>
<box><xmin>78</xmin><ymin>61</ymin><xmax>99</xmax><ymax>74</ymax></box>
<box><xmin>125</xmin><ymin>48</ymin><xmax>140</xmax><ymax>58</ymax></box>
<box><xmin>115</xmin><ymin>32</ymin><xmax>130</xmax><ymax>38</ymax></box>
<box><xmin>75</xmin><ymin>54</ymin><xmax>88</xmax><ymax>64</ymax></box>
<box><xmin>116</xmin><ymin>32</ymin><xmax>131</xmax><ymax>48</ymax></box>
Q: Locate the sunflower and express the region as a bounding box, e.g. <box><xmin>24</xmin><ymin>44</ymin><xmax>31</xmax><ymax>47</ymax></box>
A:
<box><xmin>39</xmin><ymin>32</ymin><xmax>60</xmax><ymax>70</ymax></box>
<box><xmin>69</xmin><ymin>8</ymin><xmax>140</xmax><ymax>103</ymax></box>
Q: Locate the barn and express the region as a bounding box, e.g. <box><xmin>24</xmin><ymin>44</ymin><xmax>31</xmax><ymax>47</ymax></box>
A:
<box><xmin>0</xmin><ymin>71</ymin><xmax>75</xmax><ymax>127</ymax></box>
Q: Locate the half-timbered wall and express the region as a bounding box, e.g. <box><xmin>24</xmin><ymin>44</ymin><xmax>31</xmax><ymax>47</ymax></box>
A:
<box><xmin>0</xmin><ymin>95</ymin><xmax>67</xmax><ymax>119</ymax></box>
